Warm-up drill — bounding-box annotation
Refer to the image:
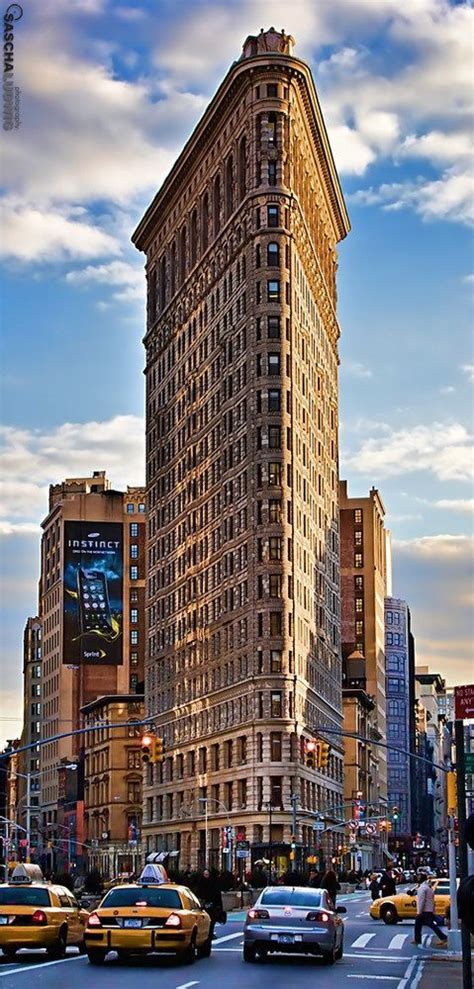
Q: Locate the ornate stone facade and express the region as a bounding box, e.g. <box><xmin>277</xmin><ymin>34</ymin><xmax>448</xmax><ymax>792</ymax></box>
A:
<box><xmin>134</xmin><ymin>29</ymin><xmax>350</xmax><ymax>870</ymax></box>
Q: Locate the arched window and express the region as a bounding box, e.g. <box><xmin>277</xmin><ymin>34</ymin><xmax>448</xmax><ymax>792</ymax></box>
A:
<box><xmin>267</xmin><ymin>241</ymin><xmax>279</xmax><ymax>267</ymax></box>
<box><xmin>226</xmin><ymin>154</ymin><xmax>233</xmax><ymax>218</ymax></box>
<box><xmin>213</xmin><ymin>174</ymin><xmax>221</xmax><ymax>237</ymax></box>
<box><xmin>180</xmin><ymin>225</ymin><xmax>187</xmax><ymax>283</ymax></box>
<box><xmin>201</xmin><ymin>192</ymin><xmax>209</xmax><ymax>251</ymax></box>
<box><xmin>170</xmin><ymin>240</ymin><xmax>176</xmax><ymax>298</ymax></box>
<box><xmin>190</xmin><ymin>208</ymin><xmax>198</xmax><ymax>266</ymax></box>
<box><xmin>239</xmin><ymin>135</ymin><xmax>246</xmax><ymax>200</ymax></box>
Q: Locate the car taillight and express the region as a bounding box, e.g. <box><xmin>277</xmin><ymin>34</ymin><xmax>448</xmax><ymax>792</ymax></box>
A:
<box><xmin>306</xmin><ymin>911</ymin><xmax>330</xmax><ymax>922</ymax></box>
<box><xmin>87</xmin><ymin>912</ymin><xmax>102</xmax><ymax>927</ymax></box>
<box><xmin>247</xmin><ymin>908</ymin><xmax>270</xmax><ymax>920</ymax></box>
<box><xmin>164</xmin><ymin>913</ymin><xmax>181</xmax><ymax>928</ymax></box>
<box><xmin>31</xmin><ymin>910</ymin><xmax>48</xmax><ymax>925</ymax></box>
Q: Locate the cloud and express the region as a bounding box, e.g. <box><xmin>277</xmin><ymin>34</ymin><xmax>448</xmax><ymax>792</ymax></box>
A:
<box><xmin>0</xmin><ymin>200</ymin><xmax>121</xmax><ymax>263</ymax></box>
<box><xmin>439</xmin><ymin>386</ymin><xmax>455</xmax><ymax>395</ymax></box>
<box><xmin>342</xmin><ymin>360</ymin><xmax>373</xmax><ymax>379</ymax></box>
<box><xmin>432</xmin><ymin>499</ymin><xmax>474</xmax><ymax>514</ymax></box>
<box><xmin>65</xmin><ymin>260</ymin><xmax>144</xmax><ymax>303</ymax></box>
<box><xmin>463</xmin><ymin>274</ymin><xmax>474</xmax><ymax>284</ymax></box>
<box><xmin>350</xmin><ymin>167</ymin><xmax>474</xmax><ymax>226</ymax></box>
<box><xmin>344</xmin><ymin>421</ymin><xmax>473</xmax><ymax>482</ymax></box>
<box><xmin>461</xmin><ymin>364</ymin><xmax>474</xmax><ymax>382</ymax></box>
<box><xmin>0</xmin><ymin>522</ymin><xmax>41</xmax><ymax>536</ymax></box>
<box><xmin>393</xmin><ymin>534</ymin><xmax>474</xmax><ymax>684</ymax></box>
<box><xmin>0</xmin><ymin>416</ymin><xmax>145</xmax><ymax>526</ymax></box>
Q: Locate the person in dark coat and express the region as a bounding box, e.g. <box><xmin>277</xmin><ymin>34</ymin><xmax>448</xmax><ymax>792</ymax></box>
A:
<box><xmin>196</xmin><ymin>869</ymin><xmax>223</xmax><ymax>940</ymax></box>
<box><xmin>320</xmin><ymin>869</ymin><xmax>341</xmax><ymax>906</ymax></box>
<box><xmin>307</xmin><ymin>869</ymin><xmax>321</xmax><ymax>888</ymax></box>
<box><xmin>369</xmin><ymin>874</ymin><xmax>380</xmax><ymax>901</ymax></box>
<box><xmin>380</xmin><ymin>868</ymin><xmax>397</xmax><ymax>898</ymax></box>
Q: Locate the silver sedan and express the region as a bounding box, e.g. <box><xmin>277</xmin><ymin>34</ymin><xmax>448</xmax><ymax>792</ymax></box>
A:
<box><xmin>243</xmin><ymin>886</ymin><xmax>346</xmax><ymax>964</ymax></box>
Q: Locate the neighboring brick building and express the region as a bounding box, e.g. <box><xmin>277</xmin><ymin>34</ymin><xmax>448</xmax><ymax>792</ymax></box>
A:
<box><xmin>133</xmin><ymin>27</ymin><xmax>350</xmax><ymax>870</ymax></box>
<box><xmin>340</xmin><ymin>480</ymin><xmax>390</xmax><ymax>811</ymax></box>
<box><xmin>38</xmin><ymin>472</ymin><xmax>146</xmax><ymax>837</ymax></box>
<box><xmin>81</xmin><ymin>694</ymin><xmax>145</xmax><ymax>877</ymax></box>
<box><xmin>17</xmin><ymin>618</ymin><xmax>43</xmax><ymax>859</ymax></box>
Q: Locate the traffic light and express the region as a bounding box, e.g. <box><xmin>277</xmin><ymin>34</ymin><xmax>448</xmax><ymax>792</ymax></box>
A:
<box><xmin>447</xmin><ymin>772</ymin><xmax>458</xmax><ymax>815</ymax></box>
<box><xmin>379</xmin><ymin>820</ymin><xmax>387</xmax><ymax>833</ymax></box>
<box><xmin>391</xmin><ymin>806</ymin><xmax>400</xmax><ymax>822</ymax></box>
<box><xmin>141</xmin><ymin>734</ymin><xmax>153</xmax><ymax>764</ymax></box>
<box><xmin>305</xmin><ymin>739</ymin><xmax>319</xmax><ymax>769</ymax></box>
<box><xmin>152</xmin><ymin>737</ymin><xmax>165</xmax><ymax>764</ymax></box>
<box><xmin>318</xmin><ymin>742</ymin><xmax>330</xmax><ymax>768</ymax></box>
<box><xmin>386</xmin><ymin>822</ymin><xmax>392</xmax><ymax>833</ymax></box>
<box><xmin>290</xmin><ymin>835</ymin><xmax>296</xmax><ymax>850</ymax></box>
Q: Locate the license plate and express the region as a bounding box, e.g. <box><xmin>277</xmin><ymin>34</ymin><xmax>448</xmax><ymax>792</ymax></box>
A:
<box><xmin>124</xmin><ymin>918</ymin><xmax>142</xmax><ymax>928</ymax></box>
<box><xmin>278</xmin><ymin>934</ymin><xmax>294</xmax><ymax>944</ymax></box>
<box><xmin>0</xmin><ymin>917</ymin><xmax>8</xmax><ymax>925</ymax></box>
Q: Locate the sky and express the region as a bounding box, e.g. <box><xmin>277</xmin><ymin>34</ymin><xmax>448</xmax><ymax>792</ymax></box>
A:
<box><xmin>0</xmin><ymin>0</ymin><xmax>473</xmax><ymax>745</ymax></box>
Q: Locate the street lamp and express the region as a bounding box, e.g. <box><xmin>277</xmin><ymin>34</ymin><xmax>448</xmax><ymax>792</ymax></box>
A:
<box><xmin>197</xmin><ymin>797</ymin><xmax>231</xmax><ymax>870</ymax></box>
<box><xmin>266</xmin><ymin>802</ymin><xmax>274</xmax><ymax>881</ymax></box>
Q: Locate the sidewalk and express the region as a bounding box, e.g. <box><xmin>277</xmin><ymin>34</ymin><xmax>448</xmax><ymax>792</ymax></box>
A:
<box><xmin>418</xmin><ymin>955</ymin><xmax>466</xmax><ymax>988</ymax></box>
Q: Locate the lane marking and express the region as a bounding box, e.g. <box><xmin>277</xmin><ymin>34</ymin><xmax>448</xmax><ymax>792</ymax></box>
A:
<box><xmin>389</xmin><ymin>934</ymin><xmax>408</xmax><ymax>950</ymax></box>
<box><xmin>176</xmin><ymin>982</ymin><xmax>200</xmax><ymax>989</ymax></box>
<box><xmin>351</xmin><ymin>933</ymin><xmax>376</xmax><ymax>948</ymax></box>
<box><xmin>396</xmin><ymin>956</ymin><xmax>418</xmax><ymax>989</ymax></box>
<box><xmin>345</xmin><ymin>953</ymin><xmax>412</xmax><ymax>961</ymax></box>
<box><xmin>0</xmin><ymin>955</ymin><xmax>85</xmax><ymax>977</ymax></box>
<box><xmin>348</xmin><ymin>978</ymin><xmax>399</xmax><ymax>982</ymax></box>
<box><xmin>213</xmin><ymin>931</ymin><xmax>243</xmax><ymax>944</ymax></box>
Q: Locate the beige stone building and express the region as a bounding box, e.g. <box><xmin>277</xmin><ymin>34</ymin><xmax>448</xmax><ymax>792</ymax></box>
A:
<box><xmin>81</xmin><ymin>694</ymin><xmax>145</xmax><ymax>877</ymax></box>
<box><xmin>39</xmin><ymin>472</ymin><xmax>146</xmax><ymax>832</ymax></box>
<box><xmin>133</xmin><ymin>28</ymin><xmax>350</xmax><ymax>871</ymax></box>
<box><xmin>340</xmin><ymin>480</ymin><xmax>390</xmax><ymax>811</ymax></box>
<box><xmin>17</xmin><ymin>618</ymin><xmax>43</xmax><ymax>857</ymax></box>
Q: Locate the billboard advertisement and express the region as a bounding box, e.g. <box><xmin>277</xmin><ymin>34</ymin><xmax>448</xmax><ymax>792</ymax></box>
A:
<box><xmin>63</xmin><ymin>521</ymin><xmax>123</xmax><ymax>665</ymax></box>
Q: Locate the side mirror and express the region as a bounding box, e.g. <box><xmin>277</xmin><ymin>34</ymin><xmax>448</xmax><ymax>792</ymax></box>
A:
<box><xmin>336</xmin><ymin>906</ymin><xmax>347</xmax><ymax>914</ymax></box>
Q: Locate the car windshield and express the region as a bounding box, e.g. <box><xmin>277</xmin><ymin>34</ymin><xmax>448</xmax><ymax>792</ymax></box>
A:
<box><xmin>0</xmin><ymin>888</ymin><xmax>51</xmax><ymax>906</ymax></box>
<box><xmin>101</xmin><ymin>887</ymin><xmax>182</xmax><ymax>909</ymax></box>
<box><xmin>260</xmin><ymin>888</ymin><xmax>322</xmax><ymax>907</ymax></box>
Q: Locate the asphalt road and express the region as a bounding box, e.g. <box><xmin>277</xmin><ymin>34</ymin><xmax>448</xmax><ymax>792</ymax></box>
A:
<box><xmin>0</xmin><ymin>890</ymin><xmax>444</xmax><ymax>989</ymax></box>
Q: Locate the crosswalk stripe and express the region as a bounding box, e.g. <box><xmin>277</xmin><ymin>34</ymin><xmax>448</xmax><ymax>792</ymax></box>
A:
<box><xmin>351</xmin><ymin>933</ymin><xmax>376</xmax><ymax>948</ymax></box>
<box><xmin>388</xmin><ymin>934</ymin><xmax>408</xmax><ymax>949</ymax></box>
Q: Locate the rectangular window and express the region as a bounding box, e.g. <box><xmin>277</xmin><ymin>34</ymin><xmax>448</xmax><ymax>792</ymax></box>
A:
<box><xmin>267</xmin><ymin>315</ymin><xmax>280</xmax><ymax>338</ymax></box>
<box><xmin>355</xmin><ymin>575</ymin><xmax>364</xmax><ymax>591</ymax></box>
<box><xmin>354</xmin><ymin>509</ymin><xmax>362</xmax><ymax>523</ymax></box>
<box><xmin>269</xmin><ymin>574</ymin><xmax>281</xmax><ymax>597</ymax></box>
<box><xmin>271</xmin><ymin>692</ymin><xmax>282</xmax><ymax>718</ymax></box>
<box><xmin>130</xmin><ymin>522</ymin><xmax>138</xmax><ymax>537</ymax></box>
<box><xmin>268</xmin><ymin>462</ymin><xmax>281</xmax><ymax>485</ymax></box>
<box><xmin>267</xmin><ymin>280</ymin><xmax>280</xmax><ymax>302</ymax></box>
<box><xmin>130</xmin><ymin>629</ymin><xmax>138</xmax><ymax>645</ymax></box>
<box><xmin>270</xmin><ymin>649</ymin><xmax>282</xmax><ymax>672</ymax></box>
<box><xmin>355</xmin><ymin>620</ymin><xmax>363</xmax><ymax>636</ymax></box>
<box><xmin>355</xmin><ymin>598</ymin><xmax>363</xmax><ymax>612</ymax></box>
<box><xmin>268</xmin><ymin>353</ymin><xmax>280</xmax><ymax>375</ymax></box>
<box><xmin>270</xmin><ymin>732</ymin><xmax>282</xmax><ymax>760</ymax></box>
<box><xmin>354</xmin><ymin>530</ymin><xmax>363</xmax><ymax>546</ymax></box>
<box><xmin>130</xmin><ymin>543</ymin><xmax>139</xmax><ymax>559</ymax></box>
<box><xmin>131</xmin><ymin>651</ymin><xmax>138</xmax><ymax>667</ymax></box>
<box><xmin>130</xmin><ymin>566</ymin><xmax>138</xmax><ymax>580</ymax></box>
<box><xmin>268</xmin><ymin>426</ymin><xmax>281</xmax><ymax>448</ymax></box>
<box><xmin>127</xmin><ymin>503</ymin><xmax>134</xmax><ymax>514</ymax></box>
<box><xmin>138</xmin><ymin>503</ymin><xmax>145</xmax><ymax>513</ymax></box>
<box><xmin>130</xmin><ymin>608</ymin><xmax>138</xmax><ymax>623</ymax></box>
<box><xmin>270</xmin><ymin>776</ymin><xmax>283</xmax><ymax>807</ymax></box>
<box><xmin>270</xmin><ymin>612</ymin><xmax>282</xmax><ymax>636</ymax></box>
<box><xmin>268</xmin><ymin>536</ymin><xmax>282</xmax><ymax>560</ymax></box>
<box><xmin>354</xmin><ymin>554</ymin><xmax>363</xmax><ymax>569</ymax></box>
<box><xmin>267</xmin><ymin>205</ymin><xmax>279</xmax><ymax>227</ymax></box>
<box><xmin>267</xmin><ymin>83</ymin><xmax>278</xmax><ymax>97</ymax></box>
<box><xmin>268</xmin><ymin>499</ymin><xmax>281</xmax><ymax>523</ymax></box>
<box><xmin>268</xmin><ymin>161</ymin><xmax>277</xmax><ymax>185</ymax></box>
<box><xmin>268</xmin><ymin>388</ymin><xmax>281</xmax><ymax>412</ymax></box>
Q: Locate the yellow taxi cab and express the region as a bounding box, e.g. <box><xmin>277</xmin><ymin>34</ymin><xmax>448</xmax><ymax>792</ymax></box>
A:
<box><xmin>0</xmin><ymin>864</ymin><xmax>89</xmax><ymax>959</ymax></box>
<box><xmin>84</xmin><ymin>879</ymin><xmax>212</xmax><ymax>965</ymax></box>
<box><xmin>370</xmin><ymin>878</ymin><xmax>453</xmax><ymax>925</ymax></box>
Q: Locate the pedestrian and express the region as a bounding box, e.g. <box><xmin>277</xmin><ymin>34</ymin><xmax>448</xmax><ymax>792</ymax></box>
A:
<box><xmin>320</xmin><ymin>868</ymin><xmax>341</xmax><ymax>906</ymax></box>
<box><xmin>411</xmin><ymin>875</ymin><xmax>447</xmax><ymax>948</ymax></box>
<box><xmin>196</xmin><ymin>868</ymin><xmax>223</xmax><ymax>940</ymax></box>
<box><xmin>379</xmin><ymin>867</ymin><xmax>397</xmax><ymax>898</ymax></box>
<box><xmin>369</xmin><ymin>873</ymin><xmax>380</xmax><ymax>901</ymax></box>
<box><xmin>307</xmin><ymin>869</ymin><xmax>321</xmax><ymax>888</ymax></box>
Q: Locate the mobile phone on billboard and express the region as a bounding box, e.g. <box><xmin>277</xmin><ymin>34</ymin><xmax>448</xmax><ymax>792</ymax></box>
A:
<box><xmin>77</xmin><ymin>568</ymin><xmax>113</xmax><ymax>635</ymax></box>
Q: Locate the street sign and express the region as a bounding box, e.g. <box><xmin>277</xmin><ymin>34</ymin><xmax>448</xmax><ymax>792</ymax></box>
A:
<box><xmin>464</xmin><ymin>752</ymin><xmax>474</xmax><ymax>773</ymax></box>
<box><xmin>236</xmin><ymin>849</ymin><xmax>248</xmax><ymax>859</ymax></box>
<box><xmin>365</xmin><ymin>823</ymin><xmax>376</xmax><ymax>836</ymax></box>
<box><xmin>454</xmin><ymin>685</ymin><xmax>474</xmax><ymax>721</ymax></box>
<box><xmin>313</xmin><ymin>822</ymin><xmax>325</xmax><ymax>831</ymax></box>
<box><xmin>348</xmin><ymin>820</ymin><xmax>358</xmax><ymax>831</ymax></box>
